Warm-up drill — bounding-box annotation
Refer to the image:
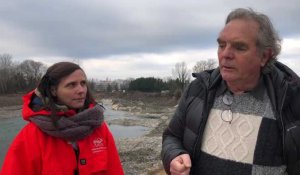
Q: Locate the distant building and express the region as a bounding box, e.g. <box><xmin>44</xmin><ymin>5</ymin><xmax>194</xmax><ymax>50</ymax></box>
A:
<box><xmin>95</xmin><ymin>78</ymin><xmax>129</xmax><ymax>92</ymax></box>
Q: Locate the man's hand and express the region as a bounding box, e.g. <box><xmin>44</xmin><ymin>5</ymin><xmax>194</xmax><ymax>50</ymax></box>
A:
<box><xmin>170</xmin><ymin>154</ymin><xmax>192</xmax><ymax>175</ymax></box>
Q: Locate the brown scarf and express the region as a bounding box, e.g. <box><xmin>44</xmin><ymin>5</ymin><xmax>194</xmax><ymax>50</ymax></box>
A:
<box><xmin>30</xmin><ymin>104</ymin><xmax>104</xmax><ymax>141</ymax></box>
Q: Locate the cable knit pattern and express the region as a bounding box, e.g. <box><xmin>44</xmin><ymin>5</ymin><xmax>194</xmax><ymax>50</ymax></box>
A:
<box><xmin>199</xmin><ymin>90</ymin><xmax>287</xmax><ymax>175</ymax></box>
<box><xmin>202</xmin><ymin>109</ymin><xmax>262</xmax><ymax>163</ymax></box>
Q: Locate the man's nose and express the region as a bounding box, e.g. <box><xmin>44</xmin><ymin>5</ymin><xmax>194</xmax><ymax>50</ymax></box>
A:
<box><xmin>221</xmin><ymin>46</ymin><xmax>234</xmax><ymax>59</ymax></box>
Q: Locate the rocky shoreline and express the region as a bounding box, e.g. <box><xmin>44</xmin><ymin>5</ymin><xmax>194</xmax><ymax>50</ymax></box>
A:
<box><xmin>103</xmin><ymin>98</ymin><xmax>175</xmax><ymax>175</ymax></box>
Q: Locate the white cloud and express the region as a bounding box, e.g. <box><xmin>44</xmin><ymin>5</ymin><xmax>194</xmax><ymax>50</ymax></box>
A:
<box><xmin>281</xmin><ymin>38</ymin><xmax>300</xmax><ymax>58</ymax></box>
<box><xmin>280</xmin><ymin>37</ymin><xmax>300</xmax><ymax>75</ymax></box>
<box><xmin>0</xmin><ymin>22</ymin><xmax>44</xmax><ymax>57</ymax></box>
<box><xmin>82</xmin><ymin>48</ymin><xmax>217</xmax><ymax>80</ymax></box>
<box><xmin>1</xmin><ymin>0</ymin><xmax>300</xmax><ymax>79</ymax></box>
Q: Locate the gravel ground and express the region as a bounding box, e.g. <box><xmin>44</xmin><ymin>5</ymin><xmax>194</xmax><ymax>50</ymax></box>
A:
<box><xmin>106</xmin><ymin>98</ymin><xmax>175</xmax><ymax>175</ymax></box>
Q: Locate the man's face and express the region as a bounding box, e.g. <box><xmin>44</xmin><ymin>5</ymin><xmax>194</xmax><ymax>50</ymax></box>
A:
<box><xmin>217</xmin><ymin>19</ymin><xmax>269</xmax><ymax>85</ymax></box>
<box><xmin>52</xmin><ymin>69</ymin><xmax>87</xmax><ymax>109</ymax></box>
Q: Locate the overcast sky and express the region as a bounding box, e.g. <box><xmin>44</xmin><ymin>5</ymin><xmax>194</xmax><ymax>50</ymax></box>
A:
<box><xmin>1</xmin><ymin>0</ymin><xmax>300</xmax><ymax>80</ymax></box>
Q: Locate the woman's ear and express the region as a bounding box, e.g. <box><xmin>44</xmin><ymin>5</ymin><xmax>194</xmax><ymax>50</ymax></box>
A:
<box><xmin>50</xmin><ymin>87</ymin><xmax>57</xmax><ymax>96</ymax></box>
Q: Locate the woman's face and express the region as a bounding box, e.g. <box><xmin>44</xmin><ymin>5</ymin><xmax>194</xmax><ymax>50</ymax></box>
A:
<box><xmin>51</xmin><ymin>69</ymin><xmax>87</xmax><ymax>109</ymax></box>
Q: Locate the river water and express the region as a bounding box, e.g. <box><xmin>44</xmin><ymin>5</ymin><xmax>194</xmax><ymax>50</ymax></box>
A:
<box><xmin>0</xmin><ymin>103</ymin><xmax>148</xmax><ymax>166</ymax></box>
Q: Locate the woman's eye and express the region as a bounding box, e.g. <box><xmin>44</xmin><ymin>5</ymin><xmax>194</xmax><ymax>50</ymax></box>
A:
<box><xmin>67</xmin><ymin>82</ymin><xmax>76</xmax><ymax>88</ymax></box>
<box><xmin>81</xmin><ymin>81</ymin><xmax>86</xmax><ymax>86</ymax></box>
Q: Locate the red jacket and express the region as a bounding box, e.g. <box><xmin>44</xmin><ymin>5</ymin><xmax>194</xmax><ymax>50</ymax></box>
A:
<box><xmin>0</xmin><ymin>91</ymin><xmax>124</xmax><ymax>175</ymax></box>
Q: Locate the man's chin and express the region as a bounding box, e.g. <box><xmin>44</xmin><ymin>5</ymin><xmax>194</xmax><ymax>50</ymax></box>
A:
<box><xmin>220</xmin><ymin>73</ymin><xmax>236</xmax><ymax>82</ymax></box>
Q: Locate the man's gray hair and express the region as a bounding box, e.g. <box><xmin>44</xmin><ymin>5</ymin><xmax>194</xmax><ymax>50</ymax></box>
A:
<box><xmin>226</xmin><ymin>8</ymin><xmax>281</xmax><ymax>68</ymax></box>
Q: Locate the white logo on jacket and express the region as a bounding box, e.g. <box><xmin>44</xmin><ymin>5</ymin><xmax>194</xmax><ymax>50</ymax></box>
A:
<box><xmin>93</xmin><ymin>138</ymin><xmax>103</xmax><ymax>147</ymax></box>
<box><xmin>92</xmin><ymin>137</ymin><xmax>106</xmax><ymax>153</ymax></box>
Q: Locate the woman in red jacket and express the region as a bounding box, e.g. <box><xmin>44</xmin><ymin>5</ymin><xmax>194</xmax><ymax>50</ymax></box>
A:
<box><xmin>0</xmin><ymin>62</ymin><xmax>124</xmax><ymax>175</ymax></box>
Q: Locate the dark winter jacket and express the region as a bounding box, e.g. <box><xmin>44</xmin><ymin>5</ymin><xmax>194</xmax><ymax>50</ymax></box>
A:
<box><xmin>161</xmin><ymin>61</ymin><xmax>300</xmax><ymax>175</ymax></box>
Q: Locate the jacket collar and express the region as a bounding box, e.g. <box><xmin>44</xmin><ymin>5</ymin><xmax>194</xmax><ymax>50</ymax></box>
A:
<box><xmin>192</xmin><ymin>68</ymin><xmax>221</xmax><ymax>89</ymax></box>
<box><xmin>215</xmin><ymin>77</ymin><xmax>265</xmax><ymax>101</ymax></box>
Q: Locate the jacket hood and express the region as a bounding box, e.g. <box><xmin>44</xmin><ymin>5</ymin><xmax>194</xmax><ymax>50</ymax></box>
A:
<box><xmin>192</xmin><ymin>68</ymin><xmax>221</xmax><ymax>89</ymax></box>
<box><xmin>22</xmin><ymin>90</ymin><xmax>95</xmax><ymax>121</ymax></box>
<box><xmin>22</xmin><ymin>90</ymin><xmax>49</xmax><ymax>120</ymax></box>
<box><xmin>272</xmin><ymin>61</ymin><xmax>300</xmax><ymax>86</ymax></box>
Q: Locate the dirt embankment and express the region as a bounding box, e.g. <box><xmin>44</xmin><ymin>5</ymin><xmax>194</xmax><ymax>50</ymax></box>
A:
<box><xmin>0</xmin><ymin>94</ymin><xmax>23</xmax><ymax>119</ymax></box>
<box><xmin>96</xmin><ymin>92</ymin><xmax>177</xmax><ymax>175</ymax></box>
<box><xmin>0</xmin><ymin>92</ymin><xmax>178</xmax><ymax>174</ymax></box>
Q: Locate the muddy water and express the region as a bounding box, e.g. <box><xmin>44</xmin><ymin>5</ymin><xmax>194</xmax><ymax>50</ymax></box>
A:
<box><xmin>0</xmin><ymin>103</ymin><xmax>149</xmax><ymax>166</ymax></box>
<box><xmin>103</xmin><ymin>103</ymin><xmax>149</xmax><ymax>138</ymax></box>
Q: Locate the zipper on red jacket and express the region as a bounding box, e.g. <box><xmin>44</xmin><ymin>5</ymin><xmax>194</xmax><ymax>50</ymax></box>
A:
<box><xmin>72</xmin><ymin>142</ymin><xmax>80</xmax><ymax>175</ymax></box>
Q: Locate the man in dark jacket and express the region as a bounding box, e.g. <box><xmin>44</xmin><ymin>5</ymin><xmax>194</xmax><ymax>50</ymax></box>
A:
<box><xmin>161</xmin><ymin>8</ymin><xmax>300</xmax><ymax>175</ymax></box>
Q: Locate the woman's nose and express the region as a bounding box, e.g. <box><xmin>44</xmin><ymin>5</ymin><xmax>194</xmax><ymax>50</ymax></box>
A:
<box><xmin>77</xmin><ymin>84</ymin><xmax>86</xmax><ymax>93</ymax></box>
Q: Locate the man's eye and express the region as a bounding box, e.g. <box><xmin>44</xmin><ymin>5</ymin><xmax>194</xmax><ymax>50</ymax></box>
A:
<box><xmin>235</xmin><ymin>44</ymin><xmax>247</xmax><ymax>51</ymax></box>
<box><xmin>237</xmin><ymin>47</ymin><xmax>246</xmax><ymax>51</ymax></box>
<box><xmin>218</xmin><ymin>43</ymin><xmax>226</xmax><ymax>48</ymax></box>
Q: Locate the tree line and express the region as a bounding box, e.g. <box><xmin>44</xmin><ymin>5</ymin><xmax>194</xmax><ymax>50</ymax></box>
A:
<box><xmin>0</xmin><ymin>53</ymin><xmax>217</xmax><ymax>95</ymax></box>
<box><xmin>127</xmin><ymin>59</ymin><xmax>217</xmax><ymax>96</ymax></box>
<box><xmin>0</xmin><ymin>54</ymin><xmax>47</xmax><ymax>94</ymax></box>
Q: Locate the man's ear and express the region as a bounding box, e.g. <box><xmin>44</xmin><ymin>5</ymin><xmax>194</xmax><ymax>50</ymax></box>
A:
<box><xmin>50</xmin><ymin>87</ymin><xmax>57</xmax><ymax>96</ymax></box>
<box><xmin>261</xmin><ymin>48</ymin><xmax>272</xmax><ymax>67</ymax></box>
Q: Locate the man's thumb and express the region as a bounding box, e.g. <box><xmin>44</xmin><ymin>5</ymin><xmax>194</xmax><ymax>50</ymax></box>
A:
<box><xmin>181</xmin><ymin>154</ymin><xmax>192</xmax><ymax>168</ymax></box>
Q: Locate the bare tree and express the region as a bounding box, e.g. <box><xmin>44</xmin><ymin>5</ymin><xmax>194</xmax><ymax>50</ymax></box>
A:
<box><xmin>193</xmin><ymin>59</ymin><xmax>217</xmax><ymax>73</ymax></box>
<box><xmin>0</xmin><ymin>54</ymin><xmax>13</xmax><ymax>68</ymax></box>
<box><xmin>0</xmin><ymin>54</ymin><xmax>13</xmax><ymax>93</ymax></box>
<box><xmin>0</xmin><ymin>56</ymin><xmax>49</xmax><ymax>94</ymax></box>
<box><xmin>18</xmin><ymin>60</ymin><xmax>47</xmax><ymax>90</ymax></box>
<box><xmin>172</xmin><ymin>61</ymin><xmax>190</xmax><ymax>91</ymax></box>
